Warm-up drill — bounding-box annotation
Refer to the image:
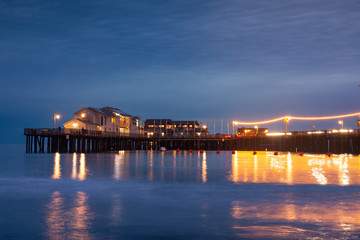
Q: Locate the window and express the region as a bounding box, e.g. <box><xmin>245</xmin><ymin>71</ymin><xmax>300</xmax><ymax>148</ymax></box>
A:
<box><xmin>111</xmin><ymin>117</ymin><xmax>115</xmax><ymax>123</ymax></box>
<box><xmin>101</xmin><ymin>116</ymin><xmax>104</xmax><ymax>125</ymax></box>
<box><xmin>148</xmin><ymin>125</ymin><xmax>154</xmax><ymax>128</ymax></box>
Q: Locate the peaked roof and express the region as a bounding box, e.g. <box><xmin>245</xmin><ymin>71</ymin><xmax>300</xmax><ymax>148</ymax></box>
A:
<box><xmin>75</xmin><ymin>106</ymin><xmax>132</xmax><ymax>117</ymax></box>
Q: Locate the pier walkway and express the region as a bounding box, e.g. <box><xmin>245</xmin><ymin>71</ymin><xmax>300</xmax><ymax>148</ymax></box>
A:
<box><xmin>25</xmin><ymin>128</ymin><xmax>360</xmax><ymax>154</ymax></box>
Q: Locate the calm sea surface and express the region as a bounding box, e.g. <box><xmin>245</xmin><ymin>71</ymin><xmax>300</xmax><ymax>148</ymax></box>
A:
<box><xmin>1</xmin><ymin>144</ymin><xmax>360</xmax><ymax>239</ymax></box>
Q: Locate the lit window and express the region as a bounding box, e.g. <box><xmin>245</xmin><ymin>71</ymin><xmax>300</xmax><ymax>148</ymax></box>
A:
<box><xmin>111</xmin><ymin>117</ymin><xmax>115</xmax><ymax>123</ymax></box>
<box><xmin>148</xmin><ymin>125</ymin><xmax>154</xmax><ymax>128</ymax></box>
<box><xmin>189</xmin><ymin>125</ymin><xmax>193</xmax><ymax>127</ymax></box>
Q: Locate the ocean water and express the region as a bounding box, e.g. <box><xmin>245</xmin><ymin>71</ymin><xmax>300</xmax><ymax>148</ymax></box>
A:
<box><xmin>1</xmin><ymin>144</ymin><xmax>360</xmax><ymax>239</ymax></box>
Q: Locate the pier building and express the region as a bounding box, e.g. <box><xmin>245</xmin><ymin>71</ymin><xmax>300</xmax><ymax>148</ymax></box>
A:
<box><xmin>144</xmin><ymin>119</ymin><xmax>209</xmax><ymax>137</ymax></box>
<box><xmin>63</xmin><ymin>107</ymin><xmax>140</xmax><ymax>134</ymax></box>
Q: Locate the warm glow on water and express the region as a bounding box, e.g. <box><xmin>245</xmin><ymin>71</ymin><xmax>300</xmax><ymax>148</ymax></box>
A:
<box><xmin>52</xmin><ymin>152</ymin><xmax>61</xmax><ymax>179</ymax></box>
<box><xmin>45</xmin><ymin>191</ymin><xmax>93</xmax><ymax>240</ymax></box>
<box><xmin>3</xmin><ymin>145</ymin><xmax>360</xmax><ymax>239</ymax></box>
<box><xmin>202</xmin><ymin>152</ymin><xmax>207</xmax><ymax>183</ymax></box>
<box><xmin>229</xmin><ymin>151</ymin><xmax>360</xmax><ymax>185</ymax></box>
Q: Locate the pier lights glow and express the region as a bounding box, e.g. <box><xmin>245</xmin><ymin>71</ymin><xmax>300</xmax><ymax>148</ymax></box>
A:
<box><xmin>307</xmin><ymin>131</ymin><xmax>325</xmax><ymax>135</ymax></box>
<box><xmin>81</xmin><ymin>113</ymin><xmax>86</xmax><ymax>118</ymax></box>
<box><xmin>233</xmin><ymin>111</ymin><xmax>360</xmax><ymax>126</ymax></box>
<box><xmin>53</xmin><ymin>114</ymin><xmax>61</xmax><ymax>128</ymax></box>
<box><xmin>338</xmin><ymin>120</ymin><xmax>344</xmax><ymax>128</ymax></box>
<box><xmin>266</xmin><ymin>132</ymin><xmax>292</xmax><ymax>136</ymax></box>
<box><xmin>73</xmin><ymin>123</ymin><xmax>78</xmax><ymax>128</ymax></box>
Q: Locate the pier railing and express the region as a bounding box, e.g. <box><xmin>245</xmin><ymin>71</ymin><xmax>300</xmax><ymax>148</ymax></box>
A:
<box><xmin>24</xmin><ymin>128</ymin><xmax>360</xmax><ymax>139</ymax></box>
<box><xmin>24</xmin><ymin>128</ymin><xmax>145</xmax><ymax>138</ymax></box>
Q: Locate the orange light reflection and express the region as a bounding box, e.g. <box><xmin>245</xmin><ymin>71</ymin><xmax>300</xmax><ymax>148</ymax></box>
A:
<box><xmin>52</xmin><ymin>153</ymin><xmax>61</xmax><ymax>179</ymax></box>
<box><xmin>228</xmin><ymin>152</ymin><xmax>360</xmax><ymax>185</ymax></box>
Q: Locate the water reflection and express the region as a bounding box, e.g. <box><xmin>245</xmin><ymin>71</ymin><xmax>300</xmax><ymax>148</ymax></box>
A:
<box><xmin>52</xmin><ymin>153</ymin><xmax>61</xmax><ymax>179</ymax></box>
<box><xmin>78</xmin><ymin>153</ymin><xmax>87</xmax><ymax>181</ymax></box>
<box><xmin>202</xmin><ymin>152</ymin><xmax>207</xmax><ymax>183</ymax></box>
<box><xmin>71</xmin><ymin>153</ymin><xmax>77</xmax><ymax>179</ymax></box>
<box><xmin>148</xmin><ymin>151</ymin><xmax>153</xmax><ymax>181</ymax></box>
<box><xmin>45</xmin><ymin>191</ymin><xmax>65</xmax><ymax>239</ymax></box>
<box><xmin>70</xmin><ymin>192</ymin><xmax>94</xmax><ymax>239</ymax></box>
<box><xmin>110</xmin><ymin>193</ymin><xmax>122</xmax><ymax>226</ymax></box>
<box><xmin>114</xmin><ymin>151</ymin><xmax>125</xmax><ymax>180</ymax></box>
<box><xmin>229</xmin><ymin>151</ymin><xmax>360</xmax><ymax>185</ymax></box>
<box><xmin>45</xmin><ymin>191</ymin><xmax>94</xmax><ymax>240</ymax></box>
<box><xmin>231</xmin><ymin>197</ymin><xmax>360</xmax><ymax>238</ymax></box>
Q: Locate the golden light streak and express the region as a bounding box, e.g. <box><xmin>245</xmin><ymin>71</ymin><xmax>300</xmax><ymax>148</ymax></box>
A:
<box><xmin>148</xmin><ymin>151</ymin><xmax>153</xmax><ymax>181</ymax></box>
<box><xmin>202</xmin><ymin>152</ymin><xmax>207</xmax><ymax>183</ymax></box>
<box><xmin>45</xmin><ymin>191</ymin><xmax>65</xmax><ymax>240</ymax></box>
<box><xmin>114</xmin><ymin>151</ymin><xmax>125</xmax><ymax>180</ymax></box>
<box><xmin>52</xmin><ymin>152</ymin><xmax>61</xmax><ymax>179</ymax></box>
<box><xmin>78</xmin><ymin>153</ymin><xmax>87</xmax><ymax>181</ymax></box>
<box><xmin>233</xmin><ymin>116</ymin><xmax>285</xmax><ymax>125</ymax></box>
<box><xmin>233</xmin><ymin>111</ymin><xmax>360</xmax><ymax>125</ymax></box>
<box><xmin>71</xmin><ymin>153</ymin><xmax>77</xmax><ymax>179</ymax></box>
<box><xmin>70</xmin><ymin>192</ymin><xmax>94</xmax><ymax>239</ymax></box>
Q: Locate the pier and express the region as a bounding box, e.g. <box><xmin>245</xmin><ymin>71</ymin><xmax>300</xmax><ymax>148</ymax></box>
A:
<box><xmin>25</xmin><ymin>128</ymin><xmax>360</xmax><ymax>154</ymax></box>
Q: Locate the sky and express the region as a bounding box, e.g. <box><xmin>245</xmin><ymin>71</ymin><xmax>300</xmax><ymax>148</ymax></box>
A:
<box><xmin>1</xmin><ymin>0</ymin><xmax>360</xmax><ymax>143</ymax></box>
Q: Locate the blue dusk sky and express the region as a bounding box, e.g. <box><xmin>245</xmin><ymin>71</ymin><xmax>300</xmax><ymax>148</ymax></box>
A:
<box><xmin>1</xmin><ymin>0</ymin><xmax>360</xmax><ymax>143</ymax></box>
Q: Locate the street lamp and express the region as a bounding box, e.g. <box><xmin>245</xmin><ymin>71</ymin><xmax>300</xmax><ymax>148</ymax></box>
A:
<box><xmin>254</xmin><ymin>125</ymin><xmax>258</xmax><ymax>135</ymax></box>
<box><xmin>284</xmin><ymin>116</ymin><xmax>291</xmax><ymax>134</ymax></box>
<box><xmin>54</xmin><ymin>114</ymin><xmax>61</xmax><ymax>128</ymax></box>
<box><xmin>338</xmin><ymin>120</ymin><xmax>343</xmax><ymax>129</ymax></box>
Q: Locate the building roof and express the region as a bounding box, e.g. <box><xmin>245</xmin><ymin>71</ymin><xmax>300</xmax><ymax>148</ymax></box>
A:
<box><xmin>75</xmin><ymin>106</ymin><xmax>133</xmax><ymax>117</ymax></box>
<box><xmin>144</xmin><ymin>119</ymin><xmax>172</xmax><ymax>124</ymax></box>
<box><xmin>100</xmin><ymin>106</ymin><xmax>132</xmax><ymax>117</ymax></box>
<box><xmin>63</xmin><ymin>118</ymin><xmax>100</xmax><ymax>127</ymax></box>
<box><xmin>173</xmin><ymin>120</ymin><xmax>200</xmax><ymax>125</ymax></box>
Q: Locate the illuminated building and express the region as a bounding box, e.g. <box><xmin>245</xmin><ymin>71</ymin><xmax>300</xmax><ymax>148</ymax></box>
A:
<box><xmin>236</xmin><ymin>127</ymin><xmax>268</xmax><ymax>136</ymax></box>
<box><xmin>63</xmin><ymin>107</ymin><xmax>140</xmax><ymax>133</ymax></box>
<box><xmin>144</xmin><ymin>119</ymin><xmax>209</xmax><ymax>137</ymax></box>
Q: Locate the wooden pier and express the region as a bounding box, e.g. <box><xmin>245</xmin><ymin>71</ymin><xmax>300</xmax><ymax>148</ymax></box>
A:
<box><xmin>24</xmin><ymin>129</ymin><xmax>150</xmax><ymax>153</ymax></box>
<box><xmin>25</xmin><ymin>128</ymin><xmax>360</xmax><ymax>154</ymax></box>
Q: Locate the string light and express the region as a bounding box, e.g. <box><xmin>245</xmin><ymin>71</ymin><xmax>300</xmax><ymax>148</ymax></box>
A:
<box><xmin>233</xmin><ymin>112</ymin><xmax>360</xmax><ymax>125</ymax></box>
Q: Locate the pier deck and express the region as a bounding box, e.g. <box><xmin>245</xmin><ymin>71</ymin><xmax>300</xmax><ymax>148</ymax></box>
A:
<box><xmin>25</xmin><ymin>128</ymin><xmax>360</xmax><ymax>154</ymax></box>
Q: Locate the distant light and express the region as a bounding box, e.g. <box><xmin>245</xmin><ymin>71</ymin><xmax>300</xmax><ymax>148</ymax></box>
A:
<box><xmin>307</xmin><ymin>131</ymin><xmax>324</xmax><ymax>134</ymax></box>
<box><xmin>73</xmin><ymin>123</ymin><xmax>78</xmax><ymax>128</ymax></box>
<box><xmin>81</xmin><ymin>113</ymin><xmax>86</xmax><ymax>118</ymax></box>
<box><xmin>54</xmin><ymin>114</ymin><xmax>61</xmax><ymax>119</ymax></box>
<box><xmin>266</xmin><ymin>132</ymin><xmax>292</xmax><ymax>136</ymax></box>
<box><xmin>254</xmin><ymin>125</ymin><xmax>258</xmax><ymax>129</ymax></box>
<box><xmin>233</xmin><ymin>111</ymin><xmax>360</xmax><ymax>125</ymax></box>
